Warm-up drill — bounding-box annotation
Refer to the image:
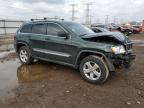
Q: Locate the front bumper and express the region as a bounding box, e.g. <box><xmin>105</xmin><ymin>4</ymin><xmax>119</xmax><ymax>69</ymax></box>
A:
<box><xmin>110</xmin><ymin>53</ymin><xmax>136</xmax><ymax>68</ymax></box>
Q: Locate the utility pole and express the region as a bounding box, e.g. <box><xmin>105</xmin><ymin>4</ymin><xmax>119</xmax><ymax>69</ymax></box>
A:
<box><xmin>113</xmin><ymin>16</ymin><xmax>119</xmax><ymax>24</ymax></box>
<box><xmin>85</xmin><ymin>3</ymin><xmax>93</xmax><ymax>25</ymax></box>
<box><xmin>70</xmin><ymin>4</ymin><xmax>77</xmax><ymax>21</ymax></box>
<box><xmin>105</xmin><ymin>15</ymin><xmax>109</xmax><ymax>26</ymax></box>
<box><xmin>89</xmin><ymin>15</ymin><xmax>93</xmax><ymax>24</ymax></box>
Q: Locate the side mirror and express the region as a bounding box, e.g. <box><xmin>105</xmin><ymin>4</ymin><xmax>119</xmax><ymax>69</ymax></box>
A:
<box><xmin>58</xmin><ymin>31</ymin><xmax>69</xmax><ymax>38</ymax></box>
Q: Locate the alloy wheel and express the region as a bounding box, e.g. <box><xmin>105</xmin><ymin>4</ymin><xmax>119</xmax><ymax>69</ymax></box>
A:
<box><xmin>83</xmin><ymin>61</ymin><xmax>101</xmax><ymax>80</ymax></box>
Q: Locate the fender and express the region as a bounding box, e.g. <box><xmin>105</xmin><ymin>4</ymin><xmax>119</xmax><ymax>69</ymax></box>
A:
<box><xmin>75</xmin><ymin>50</ymin><xmax>115</xmax><ymax>72</ymax></box>
<box><xmin>16</xmin><ymin>41</ymin><xmax>32</xmax><ymax>53</ymax></box>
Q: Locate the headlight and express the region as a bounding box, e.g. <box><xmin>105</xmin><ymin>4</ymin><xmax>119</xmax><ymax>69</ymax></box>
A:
<box><xmin>111</xmin><ymin>45</ymin><xmax>126</xmax><ymax>54</ymax></box>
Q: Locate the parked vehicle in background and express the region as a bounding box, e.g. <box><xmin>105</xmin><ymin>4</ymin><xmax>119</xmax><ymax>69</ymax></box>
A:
<box><xmin>91</xmin><ymin>27</ymin><xmax>109</xmax><ymax>33</ymax></box>
<box><xmin>131</xmin><ymin>25</ymin><xmax>142</xmax><ymax>34</ymax></box>
<box><xmin>14</xmin><ymin>19</ymin><xmax>135</xmax><ymax>84</ymax></box>
<box><xmin>91</xmin><ymin>24</ymin><xmax>105</xmax><ymax>28</ymax></box>
<box><xmin>117</xmin><ymin>26</ymin><xmax>132</xmax><ymax>36</ymax></box>
<box><xmin>91</xmin><ymin>25</ymin><xmax>132</xmax><ymax>36</ymax></box>
<box><xmin>106</xmin><ymin>24</ymin><xmax>132</xmax><ymax>36</ymax></box>
<box><xmin>106</xmin><ymin>24</ymin><xmax>119</xmax><ymax>32</ymax></box>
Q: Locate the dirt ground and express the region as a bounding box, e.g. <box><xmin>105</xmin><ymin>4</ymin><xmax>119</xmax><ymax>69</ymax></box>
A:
<box><xmin>0</xmin><ymin>34</ymin><xmax>14</xmax><ymax>45</ymax></box>
<box><xmin>0</xmin><ymin>33</ymin><xmax>144</xmax><ymax>108</ymax></box>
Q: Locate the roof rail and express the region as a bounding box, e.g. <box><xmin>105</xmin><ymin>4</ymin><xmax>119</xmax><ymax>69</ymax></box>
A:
<box><xmin>30</xmin><ymin>18</ymin><xmax>46</xmax><ymax>21</ymax></box>
<box><xmin>30</xmin><ymin>17</ymin><xmax>64</xmax><ymax>21</ymax></box>
<box><xmin>44</xmin><ymin>17</ymin><xmax>64</xmax><ymax>21</ymax></box>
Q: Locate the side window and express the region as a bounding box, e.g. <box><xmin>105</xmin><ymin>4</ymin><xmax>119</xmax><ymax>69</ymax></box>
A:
<box><xmin>47</xmin><ymin>23</ymin><xmax>65</xmax><ymax>36</ymax></box>
<box><xmin>32</xmin><ymin>24</ymin><xmax>46</xmax><ymax>34</ymax></box>
<box><xmin>20</xmin><ymin>24</ymin><xmax>31</xmax><ymax>33</ymax></box>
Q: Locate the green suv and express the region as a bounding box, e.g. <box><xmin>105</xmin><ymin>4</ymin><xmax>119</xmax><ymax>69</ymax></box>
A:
<box><xmin>14</xmin><ymin>19</ymin><xmax>135</xmax><ymax>84</ymax></box>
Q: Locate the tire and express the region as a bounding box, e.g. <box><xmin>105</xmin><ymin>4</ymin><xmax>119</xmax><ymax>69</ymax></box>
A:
<box><xmin>18</xmin><ymin>46</ymin><xmax>33</xmax><ymax>65</ymax></box>
<box><xmin>79</xmin><ymin>55</ymin><xmax>109</xmax><ymax>84</ymax></box>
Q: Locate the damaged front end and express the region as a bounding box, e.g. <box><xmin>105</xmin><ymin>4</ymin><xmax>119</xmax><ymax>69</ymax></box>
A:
<box><xmin>109</xmin><ymin>53</ymin><xmax>136</xmax><ymax>68</ymax></box>
<box><xmin>110</xmin><ymin>41</ymin><xmax>136</xmax><ymax>68</ymax></box>
<box><xmin>82</xmin><ymin>32</ymin><xmax>136</xmax><ymax>69</ymax></box>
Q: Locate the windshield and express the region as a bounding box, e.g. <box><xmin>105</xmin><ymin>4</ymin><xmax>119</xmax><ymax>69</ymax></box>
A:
<box><xmin>65</xmin><ymin>22</ymin><xmax>94</xmax><ymax>36</ymax></box>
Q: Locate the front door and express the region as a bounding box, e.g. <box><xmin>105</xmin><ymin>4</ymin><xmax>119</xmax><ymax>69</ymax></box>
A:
<box><xmin>44</xmin><ymin>23</ymin><xmax>73</xmax><ymax>64</ymax></box>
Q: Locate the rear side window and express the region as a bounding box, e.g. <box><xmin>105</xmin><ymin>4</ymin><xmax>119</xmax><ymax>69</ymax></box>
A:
<box><xmin>20</xmin><ymin>24</ymin><xmax>31</xmax><ymax>33</ymax></box>
<box><xmin>47</xmin><ymin>23</ymin><xmax>65</xmax><ymax>36</ymax></box>
<box><xmin>32</xmin><ymin>24</ymin><xmax>46</xmax><ymax>34</ymax></box>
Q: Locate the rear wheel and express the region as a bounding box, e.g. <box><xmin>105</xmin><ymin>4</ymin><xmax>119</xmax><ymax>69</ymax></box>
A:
<box><xmin>79</xmin><ymin>55</ymin><xmax>109</xmax><ymax>84</ymax></box>
<box><xmin>18</xmin><ymin>46</ymin><xmax>33</xmax><ymax>65</ymax></box>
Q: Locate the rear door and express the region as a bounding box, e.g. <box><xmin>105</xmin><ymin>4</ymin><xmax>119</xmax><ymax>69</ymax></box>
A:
<box><xmin>44</xmin><ymin>22</ymin><xmax>73</xmax><ymax>64</ymax></box>
<box><xmin>30</xmin><ymin>23</ymin><xmax>47</xmax><ymax>58</ymax></box>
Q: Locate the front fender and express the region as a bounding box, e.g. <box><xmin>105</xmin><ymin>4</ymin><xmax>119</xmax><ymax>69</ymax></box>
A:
<box><xmin>75</xmin><ymin>50</ymin><xmax>115</xmax><ymax>72</ymax></box>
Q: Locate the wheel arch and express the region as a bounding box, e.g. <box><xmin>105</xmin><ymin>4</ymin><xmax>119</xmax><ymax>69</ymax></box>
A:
<box><xmin>16</xmin><ymin>42</ymin><xmax>31</xmax><ymax>53</ymax></box>
<box><xmin>75</xmin><ymin>50</ymin><xmax>115</xmax><ymax>72</ymax></box>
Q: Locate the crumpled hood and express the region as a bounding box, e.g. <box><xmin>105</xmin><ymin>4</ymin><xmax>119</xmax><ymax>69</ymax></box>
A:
<box><xmin>82</xmin><ymin>32</ymin><xmax>128</xmax><ymax>43</ymax></box>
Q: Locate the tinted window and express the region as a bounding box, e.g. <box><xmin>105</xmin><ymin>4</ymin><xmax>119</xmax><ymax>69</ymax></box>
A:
<box><xmin>32</xmin><ymin>24</ymin><xmax>46</xmax><ymax>34</ymax></box>
<box><xmin>65</xmin><ymin>22</ymin><xmax>94</xmax><ymax>36</ymax></box>
<box><xmin>20</xmin><ymin>24</ymin><xmax>31</xmax><ymax>33</ymax></box>
<box><xmin>47</xmin><ymin>23</ymin><xmax>65</xmax><ymax>36</ymax></box>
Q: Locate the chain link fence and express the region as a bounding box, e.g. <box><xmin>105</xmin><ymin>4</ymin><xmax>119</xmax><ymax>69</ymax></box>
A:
<box><xmin>0</xmin><ymin>19</ymin><xmax>24</xmax><ymax>35</ymax></box>
<box><xmin>0</xmin><ymin>20</ymin><xmax>24</xmax><ymax>51</ymax></box>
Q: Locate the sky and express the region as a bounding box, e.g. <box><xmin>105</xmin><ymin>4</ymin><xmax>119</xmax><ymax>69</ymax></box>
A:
<box><xmin>0</xmin><ymin>0</ymin><xmax>144</xmax><ymax>24</ymax></box>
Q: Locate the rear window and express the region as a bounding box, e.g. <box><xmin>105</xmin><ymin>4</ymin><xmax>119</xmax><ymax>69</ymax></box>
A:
<box><xmin>32</xmin><ymin>24</ymin><xmax>46</xmax><ymax>34</ymax></box>
<box><xmin>20</xmin><ymin>24</ymin><xmax>31</xmax><ymax>33</ymax></box>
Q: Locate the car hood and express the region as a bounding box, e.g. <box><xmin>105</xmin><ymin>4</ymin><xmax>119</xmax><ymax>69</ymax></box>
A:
<box><xmin>82</xmin><ymin>32</ymin><xmax>129</xmax><ymax>44</ymax></box>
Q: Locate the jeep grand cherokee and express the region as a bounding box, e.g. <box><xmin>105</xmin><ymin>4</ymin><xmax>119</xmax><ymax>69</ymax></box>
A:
<box><xmin>14</xmin><ymin>19</ymin><xmax>135</xmax><ymax>84</ymax></box>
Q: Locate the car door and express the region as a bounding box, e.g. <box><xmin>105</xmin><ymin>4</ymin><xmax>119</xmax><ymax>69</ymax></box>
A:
<box><xmin>29</xmin><ymin>23</ymin><xmax>47</xmax><ymax>58</ymax></box>
<box><xmin>44</xmin><ymin>22</ymin><xmax>73</xmax><ymax>64</ymax></box>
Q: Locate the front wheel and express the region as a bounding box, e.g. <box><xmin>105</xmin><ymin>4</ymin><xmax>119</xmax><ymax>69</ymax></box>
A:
<box><xmin>79</xmin><ymin>55</ymin><xmax>109</xmax><ymax>84</ymax></box>
<box><xmin>18</xmin><ymin>46</ymin><xmax>33</xmax><ymax>65</ymax></box>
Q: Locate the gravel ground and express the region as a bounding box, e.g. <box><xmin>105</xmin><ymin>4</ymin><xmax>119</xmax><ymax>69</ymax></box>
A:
<box><xmin>0</xmin><ymin>35</ymin><xmax>14</xmax><ymax>45</ymax></box>
<box><xmin>0</xmin><ymin>33</ymin><xmax>144</xmax><ymax>108</ymax></box>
